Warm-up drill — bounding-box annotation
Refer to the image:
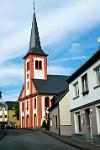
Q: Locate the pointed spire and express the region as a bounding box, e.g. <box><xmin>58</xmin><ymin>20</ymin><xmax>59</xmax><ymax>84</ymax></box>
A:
<box><xmin>24</xmin><ymin>2</ymin><xmax>47</xmax><ymax>59</ymax></box>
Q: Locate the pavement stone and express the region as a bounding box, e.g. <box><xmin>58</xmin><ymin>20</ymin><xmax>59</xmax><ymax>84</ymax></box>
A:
<box><xmin>27</xmin><ymin>128</ymin><xmax>100</xmax><ymax>150</ymax></box>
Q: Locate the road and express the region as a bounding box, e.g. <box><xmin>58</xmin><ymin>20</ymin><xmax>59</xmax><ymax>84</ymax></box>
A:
<box><xmin>0</xmin><ymin>129</ymin><xmax>80</xmax><ymax>150</ymax></box>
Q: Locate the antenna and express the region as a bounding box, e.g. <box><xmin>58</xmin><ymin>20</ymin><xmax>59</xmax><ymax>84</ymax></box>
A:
<box><xmin>97</xmin><ymin>37</ymin><xmax>100</xmax><ymax>48</ymax></box>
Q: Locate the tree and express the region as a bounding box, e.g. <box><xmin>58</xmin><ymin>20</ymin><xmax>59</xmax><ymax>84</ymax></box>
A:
<box><xmin>0</xmin><ymin>91</ymin><xmax>2</xmax><ymax>99</ymax></box>
<box><xmin>15</xmin><ymin>102</ymin><xmax>19</xmax><ymax>120</ymax></box>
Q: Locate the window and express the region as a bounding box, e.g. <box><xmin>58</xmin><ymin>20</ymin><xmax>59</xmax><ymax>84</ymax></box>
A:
<box><xmin>34</xmin><ymin>98</ymin><xmax>36</xmax><ymax>109</ymax></box>
<box><xmin>74</xmin><ymin>112</ymin><xmax>82</xmax><ymax>133</ymax></box>
<box><xmin>22</xmin><ymin>102</ymin><xmax>24</xmax><ymax>112</ymax></box>
<box><xmin>55</xmin><ymin>115</ymin><xmax>58</xmax><ymax>129</ymax></box>
<box><xmin>96</xmin><ymin>105</ymin><xmax>100</xmax><ymax>134</ymax></box>
<box><xmin>26</xmin><ymin>101</ymin><xmax>29</xmax><ymax>109</ymax></box>
<box><xmin>27</xmin><ymin>81</ymin><xmax>29</xmax><ymax>90</ymax></box>
<box><xmin>27</xmin><ymin>74</ymin><xmax>29</xmax><ymax>79</ymax></box>
<box><xmin>35</xmin><ymin>60</ymin><xmax>42</xmax><ymax>70</ymax></box>
<box><xmin>39</xmin><ymin>61</ymin><xmax>42</xmax><ymax>70</ymax></box>
<box><xmin>94</xmin><ymin>65</ymin><xmax>100</xmax><ymax>86</ymax></box>
<box><xmin>5</xmin><ymin>115</ymin><xmax>7</xmax><ymax>118</ymax></box>
<box><xmin>45</xmin><ymin>97</ymin><xmax>49</xmax><ymax>108</ymax></box>
<box><xmin>35</xmin><ymin>60</ymin><xmax>38</xmax><ymax>69</ymax></box>
<box><xmin>27</xmin><ymin>62</ymin><xmax>30</xmax><ymax>71</ymax></box>
<box><xmin>82</xmin><ymin>74</ymin><xmax>89</xmax><ymax>95</ymax></box>
<box><xmin>0</xmin><ymin>115</ymin><xmax>2</xmax><ymax>118</ymax></box>
<box><xmin>73</xmin><ymin>82</ymin><xmax>79</xmax><ymax>98</ymax></box>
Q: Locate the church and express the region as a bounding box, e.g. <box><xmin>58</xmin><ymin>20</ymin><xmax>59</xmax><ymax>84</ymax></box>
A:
<box><xmin>18</xmin><ymin>9</ymin><xmax>69</xmax><ymax>128</ymax></box>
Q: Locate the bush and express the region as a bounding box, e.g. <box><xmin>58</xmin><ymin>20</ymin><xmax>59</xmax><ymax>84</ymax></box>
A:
<box><xmin>41</xmin><ymin>120</ymin><xmax>47</xmax><ymax>128</ymax></box>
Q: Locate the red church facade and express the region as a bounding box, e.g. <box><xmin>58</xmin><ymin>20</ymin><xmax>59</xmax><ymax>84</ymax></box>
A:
<box><xmin>18</xmin><ymin>11</ymin><xmax>68</xmax><ymax>128</ymax></box>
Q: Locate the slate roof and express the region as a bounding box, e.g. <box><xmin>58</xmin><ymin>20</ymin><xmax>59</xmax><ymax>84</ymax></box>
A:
<box><xmin>32</xmin><ymin>75</ymin><xmax>69</xmax><ymax>94</ymax></box>
<box><xmin>68</xmin><ymin>49</ymin><xmax>100</xmax><ymax>83</ymax></box>
<box><xmin>48</xmin><ymin>90</ymin><xmax>68</xmax><ymax>111</ymax></box>
<box><xmin>24</xmin><ymin>13</ymin><xmax>47</xmax><ymax>59</ymax></box>
<box><xmin>5</xmin><ymin>101</ymin><xmax>17</xmax><ymax>110</ymax></box>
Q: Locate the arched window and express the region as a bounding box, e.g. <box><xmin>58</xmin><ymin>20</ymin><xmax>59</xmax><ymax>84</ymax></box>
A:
<box><xmin>39</xmin><ymin>61</ymin><xmax>42</xmax><ymax>70</ymax></box>
<box><xmin>34</xmin><ymin>98</ymin><xmax>36</xmax><ymax>109</ymax></box>
<box><xmin>45</xmin><ymin>97</ymin><xmax>49</xmax><ymax>108</ymax></box>
<box><xmin>35</xmin><ymin>60</ymin><xmax>38</xmax><ymax>69</ymax></box>
<box><xmin>27</xmin><ymin>62</ymin><xmax>30</xmax><ymax>71</ymax></box>
<box><xmin>22</xmin><ymin>102</ymin><xmax>24</xmax><ymax>112</ymax></box>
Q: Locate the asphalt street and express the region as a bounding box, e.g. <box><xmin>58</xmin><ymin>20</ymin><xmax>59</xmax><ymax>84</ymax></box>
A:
<box><xmin>0</xmin><ymin>129</ymin><xmax>80</xmax><ymax>150</ymax></box>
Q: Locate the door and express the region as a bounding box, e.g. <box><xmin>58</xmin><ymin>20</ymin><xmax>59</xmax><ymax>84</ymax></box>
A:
<box><xmin>85</xmin><ymin>108</ymin><xmax>93</xmax><ymax>141</ymax></box>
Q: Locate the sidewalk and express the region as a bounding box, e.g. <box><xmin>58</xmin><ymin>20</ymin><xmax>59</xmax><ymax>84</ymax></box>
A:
<box><xmin>0</xmin><ymin>129</ymin><xmax>6</xmax><ymax>141</ymax></box>
<box><xmin>27</xmin><ymin>128</ymin><xmax>100</xmax><ymax>150</ymax></box>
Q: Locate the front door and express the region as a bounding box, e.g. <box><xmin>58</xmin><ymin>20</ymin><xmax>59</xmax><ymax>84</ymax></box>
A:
<box><xmin>85</xmin><ymin>108</ymin><xmax>93</xmax><ymax>141</ymax></box>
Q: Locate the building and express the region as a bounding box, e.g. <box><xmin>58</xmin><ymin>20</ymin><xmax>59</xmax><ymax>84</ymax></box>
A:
<box><xmin>18</xmin><ymin>10</ymin><xmax>68</xmax><ymax>128</ymax></box>
<box><xmin>5</xmin><ymin>101</ymin><xmax>20</xmax><ymax>128</ymax></box>
<box><xmin>0</xmin><ymin>102</ymin><xmax>8</xmax><ymax>128</ymax></box>
<box><xmin>48</xmin><ymin>89</ymin><xmax>71</xmax><ymax>136</ymax></box>
<box><xmin>68</xmin><ymin>49</ymin><xmax>100</xmax><ymax>144</ymax></box>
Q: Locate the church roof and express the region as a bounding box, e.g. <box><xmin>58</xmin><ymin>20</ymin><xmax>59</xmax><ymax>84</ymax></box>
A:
<box><xmin>24</xmin><ymin>13</ymin><xmax>47</xmax><ymax>59</ymax></box>
<box><xmin>32</xmin><ymin>75</ymin><xmax>69</xmax><ymax>94</ymax></box>
<box><xmin>48</xmin><ymin>90</ymin><xmax>68</xmax><ymax>111</ymax></box>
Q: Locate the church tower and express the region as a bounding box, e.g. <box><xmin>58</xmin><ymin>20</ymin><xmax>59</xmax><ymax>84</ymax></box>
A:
<box><xmin>23</xmin><ymin>11</ymin><xmax>48</xmax><ymax>96</ymax></box>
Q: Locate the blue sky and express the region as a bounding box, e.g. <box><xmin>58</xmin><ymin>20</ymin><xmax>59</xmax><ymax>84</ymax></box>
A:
<box><xmin>0</xmin><ymin>0</ymin><xmax>100</xmax><ymax>101</ymax></box>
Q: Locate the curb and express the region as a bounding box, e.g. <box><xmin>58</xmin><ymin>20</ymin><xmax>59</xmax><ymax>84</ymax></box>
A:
<box><xmin>39</xmin><ymin>129</ymin><xmax>100</xmax><ymax>150</ymax></box>
<box><xmin>25</xmin><ymin>128</ymin><xmax>100</xmax><ymax>150</ymax></box>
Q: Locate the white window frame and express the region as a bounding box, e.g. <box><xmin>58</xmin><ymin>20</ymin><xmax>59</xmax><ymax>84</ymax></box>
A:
<box><xmin>96</xmin><ymin>105</ymin><xmax>100</xmax><ymax>135</ymax></box>
<box><xmin>73</xmin><ymin>81</ymin><xmax>79</xmax><ymax>98</ymax></box>
<box><xmin>94</xmin><ymin>65</ymin><xmax>100</xmax><ymax>87</ymax></box>
<box><xmin>74</xmin><ymin>111</ymin><xmax>82</xmax><ymax>133</ymax></box>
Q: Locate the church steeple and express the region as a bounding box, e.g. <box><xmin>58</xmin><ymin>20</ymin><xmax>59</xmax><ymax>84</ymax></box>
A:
<box><xmin>24</xmin><ymin>6</ymin><xmax>47</xmax><ymax>59</ymax></box>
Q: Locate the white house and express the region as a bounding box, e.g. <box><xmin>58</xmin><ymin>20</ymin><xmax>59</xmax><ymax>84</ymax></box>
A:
<box><xmin>0</xmin><ymin>102</ymin><xmax>8</xmax><ymax>128</ymax></box>
<box><xmin>68</xmin><ymin>49</ymin><xmax>100</xmax><ymax>144</ymax></box>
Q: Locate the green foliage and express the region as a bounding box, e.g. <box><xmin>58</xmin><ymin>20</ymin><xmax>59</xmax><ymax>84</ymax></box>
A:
<box><xmin>41</xmin><ymin>120</ymin><xmax>47</xmax><ymax>128</ymax></box>
<box><xmin>41</xmin><ymin>120</ymin><xmax>49</xmax><ymax>130</ymax></box>
<box><xmin>15</xmin><ymin>101</ymin><xmax>19</xmax><ymax>120</ymax></box>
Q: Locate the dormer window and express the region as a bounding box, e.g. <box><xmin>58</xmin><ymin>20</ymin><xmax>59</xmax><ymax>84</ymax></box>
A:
<box><xmin>35</xmin><ymin>60</ymin><xmax>42</xmax><ymax>70</ymax></box>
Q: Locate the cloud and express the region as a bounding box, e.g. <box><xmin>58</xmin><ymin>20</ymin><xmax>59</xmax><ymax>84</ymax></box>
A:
<box><xmin>0</xmin><ymin>0</ymin><xmax>100</xmax><ymax>62</ymax></box>
<box><xmin>68</xmin><ymin>43</ymin><xmax>82</xmax><ymax>54</ymax></box>
<box><xmin>49</xmin><ymin>56</ymin><xmax>87</xmax><ymax>63</ymax></box>
<box><xmin>39</xmin><ymin>0</ymin><xmax>100</xmax><ymax>46</ymax></box>
<box><xmin>0</xmin><ymin>64</ymin><xmax>23</xmax><ymax>87</ymax></box>
<box><xmin>2</xmin><ymin>90</ymin><xmax>20</xmax><ymax>102</ymax></box>
<box><xmin>48</xmin><ymin>65</ymin><xmax>73</xmax><ymax>76</ymax></box>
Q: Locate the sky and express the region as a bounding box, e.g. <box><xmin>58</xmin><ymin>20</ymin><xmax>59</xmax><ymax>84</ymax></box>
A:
<box><xmin>0</xmin><ymin>0</ymin><xmax>100</xmax><ymax>101</ymax></box>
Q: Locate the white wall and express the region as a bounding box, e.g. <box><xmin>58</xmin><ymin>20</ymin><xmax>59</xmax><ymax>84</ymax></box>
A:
<box><xmin>69</xmin><ymin>60</ymin><xmax>100</xmax><ymax>110</ymax></box>
<box><xmin>59</xmin><ymin>92</ymin><xmax>71</xmax><ymax>125</ymax></box>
